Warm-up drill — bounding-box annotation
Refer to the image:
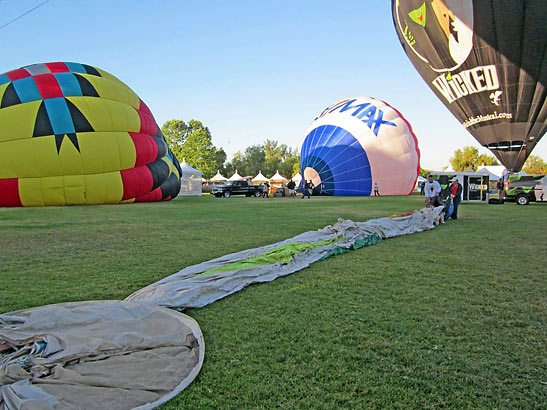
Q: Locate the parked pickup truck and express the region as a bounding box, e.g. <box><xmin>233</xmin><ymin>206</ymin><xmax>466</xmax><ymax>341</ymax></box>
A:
<box><xmin>211</xmin><ymin>180</ymin><xmax>262</xmax><ymax>198</ymax></box>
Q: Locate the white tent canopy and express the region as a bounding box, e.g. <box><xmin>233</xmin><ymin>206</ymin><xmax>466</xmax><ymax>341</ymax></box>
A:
<box><xmin>291</xmin><ymin>172</ymin><xmax>302</xmax><ymax>184</ymax></box>
<box><xmin>477</xmin><ymin>166</ymin><xmax>504</xmax><ymax>180</ymax></box>
<box><xmin>228</xmin><ymin>170</ymin><xmax>245</xmax><ymax>181</ymax></box>
<box><xmin>179</xmin><ymin>159</ymin><xmax>203</xmax><ymax>176</ymax></box>
<box><xmin>252</xmin><ymin>171</ymin><xmax>269</xmax><ymax>184</ymax></box>
<box><xmin>476</xmin><ymin>165</ymin><xmax>515</xmax><ymax>179</ymax></box>
<box><xmin>178</xmin><ymin>159</ymin><xmax>203</xmax><ymax>196</ymax></box>
<box><xmin>269</xmin><ymin>170</ymin><xmax>287</xmax><ymax>183</ymax></box>
<box><xmin>210</xmin><ymin>170</ymin><xmax>227</xmax><ymax>182</ymax></box>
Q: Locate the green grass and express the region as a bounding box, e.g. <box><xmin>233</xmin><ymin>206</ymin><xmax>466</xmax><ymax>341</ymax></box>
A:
<box><xmin>1</xmin><ymin>196</ymin><xmax>546</xmax><ymax>409</ymax></box>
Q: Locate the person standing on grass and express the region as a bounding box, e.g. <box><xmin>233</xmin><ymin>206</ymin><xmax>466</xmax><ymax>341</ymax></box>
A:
<box><xmin>287</xmin><ymin>179</ymin><xmax>296</xmax><ymax>198</ymax></box>
<box><xmin>424</xmin><ymin>174</ymin><xmax>441</xmax><ymax>206</ymax></box>
<box><xmin>307</xmin><ymin>180</ymin><xmax>315</xmax><ymax>198</ymax></box>
<box><xmin>496</xmin><ymin>178</ymin><xmax>504</xmax><ymax>200</ymax></box>
<box><xmin>374</xmin><ymin>182</ymin><xmax>380</xmax><ymax>196</ymax></box>
<box><xmin>301</xmin><ymin>180</ymin><xmax>313</xmax><ymax>199</ymax></box>
<box><xmin>262</xmin><ymin>182</ymin><xmax>270</xmax><ymax>198</ymax></box>
<box><xmin>448</xmin><ymin>177</ymin><xmax>462</xmax><ymax>220</ymax></box>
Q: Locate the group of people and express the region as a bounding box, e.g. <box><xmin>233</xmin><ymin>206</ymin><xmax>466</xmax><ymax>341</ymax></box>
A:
<box><xmin>264</xmin><ymin>176</ymin><xmax>466</xmax><ymax>218</ymax></box>
<box><xmin>285</xmin><ymin>179</ymin><xmax>317</xmax><ymax>198</ymax></box>
<box><xmin>300</xmin><ymin>180</ymin><xmax>315</xmax><ymax>199</ymax></box>
<box><xmin>258</xmin><ymin>179</ymin><xmax>315</xmax><ymax>199</ymax></box>
<box><xmin>423</xmin><ymin>173</ymin><xmax>462</xmax><ymax>220</ymax></box>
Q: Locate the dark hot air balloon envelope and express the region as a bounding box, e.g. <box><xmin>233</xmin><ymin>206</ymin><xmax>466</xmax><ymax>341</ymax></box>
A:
<box><xmin>392</xmin><ymin>0</ymin><xmax>546</xmax><ymax>172</ymax></box>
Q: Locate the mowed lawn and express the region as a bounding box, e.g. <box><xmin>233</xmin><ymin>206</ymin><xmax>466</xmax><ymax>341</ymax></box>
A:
<box><xmin>1</xmin><ymin>195</ymin><xmax>546</xmax><ymax>409</ymax></box>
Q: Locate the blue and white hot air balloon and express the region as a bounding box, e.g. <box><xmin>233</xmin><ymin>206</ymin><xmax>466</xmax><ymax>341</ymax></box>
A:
<box><xmin>300</xmin><ymin>97</ymin><xmax>420</xmax><ymax>196</ymax></box>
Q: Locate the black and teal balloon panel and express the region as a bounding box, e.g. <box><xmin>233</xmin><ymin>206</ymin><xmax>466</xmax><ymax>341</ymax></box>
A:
<box><xmin>0</xmin><ymin>62</ymin><xmax>181</xmax><ymax>206</ymax></box>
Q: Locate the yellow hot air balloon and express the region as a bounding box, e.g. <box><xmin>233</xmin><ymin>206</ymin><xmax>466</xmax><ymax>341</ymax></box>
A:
<box><xmin>0</xmin><ymin>62</ymin><xmax>181</xmax><ymax>206</ymax></box>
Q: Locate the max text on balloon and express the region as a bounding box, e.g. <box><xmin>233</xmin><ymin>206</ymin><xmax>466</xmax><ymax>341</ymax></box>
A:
<box><xmin>319</xmin><ymin>99</ymin><xmax>396</xmax><ymax>136</ymax></box>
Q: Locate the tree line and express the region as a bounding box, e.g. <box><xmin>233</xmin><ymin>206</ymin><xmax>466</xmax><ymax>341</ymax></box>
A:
<box><xmin>418</xmin><ymin>146</ymin><xmax>546</xmax><ymax>176</ymax></box>
<box><xmin>447</xmin><ymin>146</ymin><xmax>546</xmax><ymax>174</ymax></box>
<box><xmin>162</xmin><ymin>119</ymin><xmax>546</xmax><ymax>179</ymax></box>
<box><xmin>162</xmin><ymin>119</ymin><xmax>299</xmax><ymax>179</ymax></box>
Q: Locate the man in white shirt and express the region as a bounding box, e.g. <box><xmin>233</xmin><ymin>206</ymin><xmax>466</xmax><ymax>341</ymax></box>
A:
<box><xmin>424</xmin><ymin>174</ymin><xmax>442</xmax><ymax>206</ymax></box>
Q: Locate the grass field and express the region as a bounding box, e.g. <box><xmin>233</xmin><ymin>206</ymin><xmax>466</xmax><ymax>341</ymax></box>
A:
<box><xmin>1</xmin><ymin>195</ymin><xmax>546</xmax><ymax>409</ymax></box>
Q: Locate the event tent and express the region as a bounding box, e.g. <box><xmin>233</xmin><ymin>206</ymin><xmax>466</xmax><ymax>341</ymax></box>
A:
<box><xmin>178</xmin><ymin>159</ymin><xmax>203</xmax><ymax>196</ymax></box>
<box><xmin>269</xmin><ymin>170</ymin><xmax>287</xmax><ymax>184</ymax></box>
<box><xmin>291</xmin><ymin>172</ymin><xmax>302</xmax><ymax>185</ymax></box>
<box><xmin>210</xmin><ymin>170</ymin><xmax>227</xmax><ymax>182</ymax></box>
<box><xmin>252</xmin><ymin>171</ymin><xmax>269</xmax><ymax>184</ymax></box>
<box><xmin>228</xmin><ymin>170</ymin><xmax>245</xmax><ymax>181</ymax></box>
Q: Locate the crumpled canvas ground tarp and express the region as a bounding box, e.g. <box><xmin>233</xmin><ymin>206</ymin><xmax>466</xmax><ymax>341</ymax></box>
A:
<box><xmin>126</xmin><ymin>207</ymin><xmax>444</xmax><ymax>310</ymax></box>
<box><xmin>0</xmin><ymin>301</ymin><xmax>204</xmax><ymax>410</ymax></box>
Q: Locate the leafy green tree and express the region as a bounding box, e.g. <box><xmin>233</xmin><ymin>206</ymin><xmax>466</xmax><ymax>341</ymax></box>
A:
<box><xmin>161</xmin><ymin>119</ymin><xmax>188</xmax><ymax>159</ymax></box>
<box><xmin>178</xmin><ymin>120</ymin><xmax>219</xmax><ymax>178</ymax></box>
<box><xmin>477</xmin><ymin>154</ymin><xmax>499</xmax><ymax>167</ymax></box>
<box><xmin>214</xmin><ymin>148</ymin><xmax>227</xmax><ymax>174</ymax></box>
<box><xmin>225</xmin><ymin>151</ymin><xmax>246</xmax><ymax>176</ymax></box>
<box><xmin>162</xmin><ymin>119</ymin><xmax>226</xmax><ymax>179</ymax></box>
<box><xmin>450</xmin><ymin>146</ymin><xmax>498</xmax><ymax>171</ymax></box>
<box><xmin>522</xmin><ymin>155</ymin><xmax>547</xmax><ymax>174</ymax></box>
<box><xmin>263</xmin><ymin>139</ymin><xmax>299</xmax><ymax>178</ymax></box>
<box><xmin>280</xmin><ymin>149</ymin><xmax>299</xmax><ymax>179</ymax></box>
<box><xmin>243</xmin><ymin>145</ymin><xmax>266</xmax><ymax>176</ymax></box>
<box><xmin>292</xmin><ymin>160</ymin><xmax>301</xmax><ymax>177</ymax></box>
<box><xmin>224</xmin><ymin>141</ymin><xmax>299</xmax><ymax>179</ymax></box>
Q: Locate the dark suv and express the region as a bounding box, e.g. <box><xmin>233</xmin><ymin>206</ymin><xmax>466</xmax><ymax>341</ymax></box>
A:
<box><xmin>505</xmin><ymin>175</ymin><xmax>546</xmax><ymax>205</ymax></box>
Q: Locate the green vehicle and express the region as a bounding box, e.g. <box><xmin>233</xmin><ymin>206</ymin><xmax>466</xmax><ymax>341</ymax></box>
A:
<box><xmin>505</xmin><ymin>175</ymin><xmax>547</xmax><ymax>205</ymax></box>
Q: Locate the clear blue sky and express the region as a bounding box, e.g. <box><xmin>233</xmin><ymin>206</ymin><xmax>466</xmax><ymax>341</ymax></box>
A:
<box><xmin>2</xmin><ymin>0</ymin><xmax>545</xmax><ymax>171</ymax></box>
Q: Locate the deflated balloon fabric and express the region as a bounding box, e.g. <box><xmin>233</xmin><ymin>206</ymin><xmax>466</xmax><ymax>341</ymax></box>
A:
<box><xmin>126</xmin><ymin>207</ymin><xmax>444</xmax><ymax>310</ymax></box>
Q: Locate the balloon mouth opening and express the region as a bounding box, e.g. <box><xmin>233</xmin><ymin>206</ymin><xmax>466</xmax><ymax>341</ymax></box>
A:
<box><xmin>303</xmin><ymin>167</ymin><xmax>322</xmax><ymax>188</ymax></box>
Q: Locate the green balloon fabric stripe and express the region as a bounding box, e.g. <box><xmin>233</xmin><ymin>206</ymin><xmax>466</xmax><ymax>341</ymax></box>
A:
<box><xmin>320</xmin><ymin>233</ymin><xmax>382</xmax><ymax>260</ymax></box>
<box><xmin>126</xmin><ymin>207</ymin><xmax>445</xmax><ymax>310</ymax></box>
<box><xmin>199</xmin><ymin>235</ymin><xmax>344</xmax><ymax>276</ymax></box>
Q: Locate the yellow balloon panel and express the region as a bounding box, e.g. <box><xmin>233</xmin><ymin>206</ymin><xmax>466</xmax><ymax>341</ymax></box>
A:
<box><xmin>18</xmin><ymin>172</ymin><xmax>124</xmax><ymax>206</ymax></box>
<box><xmin>95</xmin><ymin>67</ymin><xmax>127</xmax><ymax>87</ymax></box>
<box><xmin>78</xmin><ymin>132</ymin><xmax>137</xmax><ymax>174</ymax></box>
<box><xmin>83</xmin><ymin>172</ymin><xmax>124</xmax><ymax>204</ymax></box>
<box><xmin>68</xmin><ymin>97</ymin><xmax>141</xmax><ymax>133</ymax></box>
<box><xmin>19</xmin><ymin>176</ymin><xmax>65</xmax><ymax>206</ymax></box>
<box><xmin>83</xmin><ymin>74</ymin><xmax>140</xmax><ymax>110</ymax></box>
<box><xmin>0</xmin><ymin>132</ymin><xmax>137</xmax><ymax>178</ymax></box>
<box><xmin>0</xmin><ymin>101</ymin><xmax>41</xmax><ymax>143</ymax></box>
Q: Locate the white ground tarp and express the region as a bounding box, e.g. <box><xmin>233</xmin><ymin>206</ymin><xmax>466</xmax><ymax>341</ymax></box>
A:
<box><xmin>126</xmin><ymin>207</ymin><xmax>444</xmax><ymax>309</ymax></box>
<box><xmin>0</xmin><ymin>301</ymin><xmax>204</xmax><ymax>410</ymax></box>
